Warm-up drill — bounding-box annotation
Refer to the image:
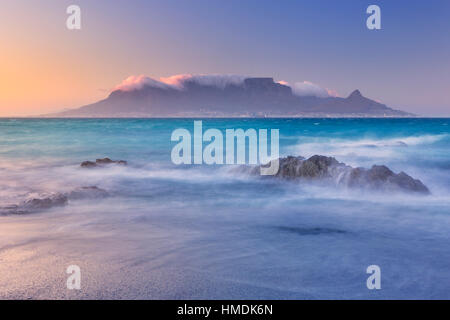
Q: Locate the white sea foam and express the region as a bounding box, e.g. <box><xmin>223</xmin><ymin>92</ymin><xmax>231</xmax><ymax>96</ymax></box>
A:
<box><xmin>286</xmin><ymin>134</ymin><xmax>448</xmax><ymax>166</ymax></box>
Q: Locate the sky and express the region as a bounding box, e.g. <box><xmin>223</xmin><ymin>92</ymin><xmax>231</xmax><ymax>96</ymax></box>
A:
<box><xmin>0</xmin><ymin>0</ymin><xmax>449</xmax><ymax>116</ymax></box>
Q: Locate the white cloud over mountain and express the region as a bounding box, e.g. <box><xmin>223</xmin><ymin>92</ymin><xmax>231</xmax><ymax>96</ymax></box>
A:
<box><xmin>114</xmin><ymin>74</ymin><xmax>338</xmax><ymax>98</ymax></box>
<box><xmin>160</xmin><ymin>74</ymin><xmax>247</xmax><ymax>89</ymax></box>
<box><xmin>286</xmin><ymin>81</ymin><xmax>339</xmax><ymax>98</ymax></box>
<box><xmin>113</xmin><ymin>75</ymin><xmax>171</xmax><ymax>91</ymax></box>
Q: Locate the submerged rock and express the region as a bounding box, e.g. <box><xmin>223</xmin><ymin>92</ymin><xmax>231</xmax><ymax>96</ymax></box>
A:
<box><xmin>67</xmin><ymin>186</ymin><xmax>109</xmax><ymax>200</ymax></box>
<box><xmin>95</xmin><ymin>158</ymin><xmax>127</xmax><ymax>165</ymax></box>
<box><xmin>240</xmin><ymin>155</ymin><xmax>430</xmax><ymax>194</ymax></box>
<box><xmin>21</xmin><ymin>193</ymin><xmax>68</xmax><ymax>211</ymax></box>
<box><xmin>276</xmin><ymin>226</ymin><xmax>347</xmax><ymax>236</ymax></box>
<box><xmin>393</xmin><ymin>141</ymin><xmax>408</xmax><ymax>147</ymax></box>
<box><xmin>81</xmin><ymin>160</ymin><xmax>96</xmax><ymax>168</ymax></box>
<box><xmin>81</xmin><ymin>157</ymin><xmax>127</xmax><ymax>168</ymax></box>
<box><xmin>1</xmin><ymin>186</ymin><xmax>109</xmax><ymax>215</ymax></box>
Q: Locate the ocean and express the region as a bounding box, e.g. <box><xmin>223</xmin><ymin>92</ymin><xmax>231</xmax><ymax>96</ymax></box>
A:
<box><xmin>0</xmin><ymin>118</ymin><xmax>449</xmax><ymax>299</ymax></box>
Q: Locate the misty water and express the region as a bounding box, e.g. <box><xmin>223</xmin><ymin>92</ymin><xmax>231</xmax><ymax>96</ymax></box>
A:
<box><xmin>0</xmin><ymin>118</ymin><xmax>449</xmax><ymax>299</ymax></box>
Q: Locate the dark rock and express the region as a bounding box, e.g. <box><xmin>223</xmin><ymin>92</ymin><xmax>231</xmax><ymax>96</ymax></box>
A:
<box><xmin>22</xmin><ymin>193</ymin><xmax>68</xmax><ymax>210</ymax></box>
<box><xmin>346</xmin><ymin>165</ymin><xmax>430</xmax><ymax>193</ymax></box>
<box><xmin>3</xmin><ymin>186</ymin><xmax>110</xmax><ymax>215</ymax></box>
<box><xmin>81</xmin><ymin>161</ymin><xmax>96</xmax><ymax>167</ymax></box>
<box><xmin>367</xmin><ymin>165</ymin><xmax>395</xmax><ymax>185</ymax></box>
<box><xmin>276</xmin><ymin>156</ymin><xmax>305</xmax><ymax>178</ymax></box>
<box><xmin>80</xmin><ymin>158</ymin><xmax>127</xmax><ymax>167</ymax></box>
<box><xmin>95</xmin><ymin>158</ymin><xmax>113</xmax><ymax>164</ymax></box>
<box><xmin>389</xmin><ymin>171</ymin><xmax>429</xmax><ymax>193</ymax></box>
<box><xmin>244</xmin><ymin>154</ymin><xmax>430</xmax><ymax>194</ymax></box>
<box><xmin>95</xmin><ymin>157</ymin><xmax>111</xmax><ymax>164</ymax></box>
<box><xmin>275</xmin><ymin>155</ymin><xmax>343</xmax><ymax>179</ymax></box>
<box><xmin>0</xmin><ymin>205</ymin><xmax>27</xmax><ymax>215</ymax></box>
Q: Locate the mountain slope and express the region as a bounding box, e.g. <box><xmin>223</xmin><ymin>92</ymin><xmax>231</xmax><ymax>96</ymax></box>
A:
<box><xmin>52</xmin><ymin>77</ymin><xmax>411</xmax><ymax>117</ymax></box>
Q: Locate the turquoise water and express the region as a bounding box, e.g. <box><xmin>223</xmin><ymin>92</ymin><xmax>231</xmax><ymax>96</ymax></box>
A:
<box><xmin>0</xmin><ymin>118</ymin><xmax>449</xmax><ymax>299</ymax></box>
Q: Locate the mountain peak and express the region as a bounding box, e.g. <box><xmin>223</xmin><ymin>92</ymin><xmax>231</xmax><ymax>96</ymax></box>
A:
<box><xmin>348</xmin><ymin>89</ymin><xmax>362</xmax><ymax>99</ymax></box>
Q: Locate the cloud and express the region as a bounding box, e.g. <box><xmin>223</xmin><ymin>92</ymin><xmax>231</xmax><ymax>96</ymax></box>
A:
<box><xmin>159</xmin><ymin>74</ymin><xmax>192</xmax><ymax>89</ymax></box>
<box><xmin>113</xmin><ymin>74</ymin><xmax>339</xmax><ymax>98</ymax></box>
<box><xmin>114</xmin><ymin>75</ymin><xmax>170</xmax><ymax>92</ymax></box>
<box><xmin>278</xmin><ymin>80</ymin><xmax>339</xmax><ymax>98</ymax></box>
<box><xmin>114</xmin><ymin>74</ymin><xmax>247</xmax><ymax>92</ymax></box>
<box><xmin>325</xmin><ymin>89</ymin><xmax>339</xmax><ymax>97</ymax></box>
<box><xmin>160</xmin><ymin>74</ymin><xmax>246</xmax><ymax>89</ymax></box>
<box><xmin>276</xmin><ymin>80</ymin><xmax>290</xmax><ymax>86</ymax></box>
<box><xmin>291</xmin><ymin>81</ymin><xmax>331</xmax><ymax>98</ymax></box>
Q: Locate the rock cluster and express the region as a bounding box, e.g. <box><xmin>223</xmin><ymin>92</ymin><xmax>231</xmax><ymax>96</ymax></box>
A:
<box><xmin>81</xmin><ymin>157</ymin><xmax>127</xmax><ymax>168</ymax></box>
<box><xmin>242</xmin><ymin>155</ymin><xmax>430</xmax><ymax>194</ymax></box>
<box><xmin>1</xmin><ymin>186</ymin><xmax>109</xmax><ymax>215</ymax></box>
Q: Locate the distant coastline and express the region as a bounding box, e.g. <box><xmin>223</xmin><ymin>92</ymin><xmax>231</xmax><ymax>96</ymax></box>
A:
<box><xmin>8</xmin><ymin>116</ymin><xmax>450</xmax><ymax>119</ymax></box>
